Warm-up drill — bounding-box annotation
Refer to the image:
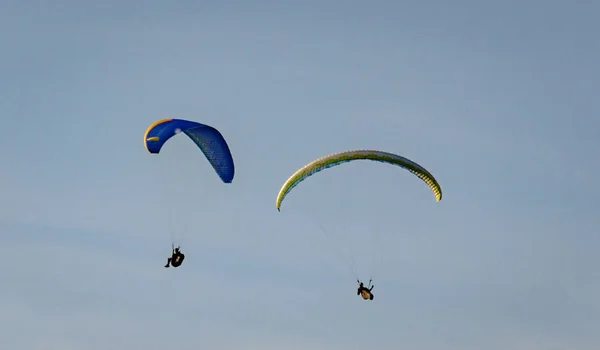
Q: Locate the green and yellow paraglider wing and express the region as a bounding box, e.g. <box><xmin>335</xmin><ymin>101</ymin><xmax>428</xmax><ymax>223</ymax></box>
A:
<box><xmin>275</xmin><ymin>150</ymin><xmax>442</xmax><ymax>211</ymax></box>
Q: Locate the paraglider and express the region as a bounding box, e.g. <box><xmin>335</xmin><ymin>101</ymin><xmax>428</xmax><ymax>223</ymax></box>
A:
<box><xmin>357</xmin><ymin>279</ymin><xmax>374</xmax><ymax>300</ymax></box>
<box><xmin>275</xmin><ymin>149</ymin><xmax>442</xmax><ymax>299</ymax></box>
<box><xmin>165</xmin><ymin>246</ymin><xmax>185</xmax><ymax>268</ymax></box>
<box><xmin>144</xmin><ymin>118</ymin><xmax>235</xmax><ymax>268</ymax></box>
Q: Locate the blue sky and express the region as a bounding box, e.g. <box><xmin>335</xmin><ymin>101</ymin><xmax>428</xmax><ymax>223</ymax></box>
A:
<box><xmin>1</xmin><ymin>0</ymin><xmax>599</xmax><ymax>349</ymax></box>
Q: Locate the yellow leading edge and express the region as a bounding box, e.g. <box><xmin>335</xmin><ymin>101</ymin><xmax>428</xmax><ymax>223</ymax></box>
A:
<box><xmin>143</xmin><ymin>118</ymin><xmax>173</xmax><ymax>152</ymax></box>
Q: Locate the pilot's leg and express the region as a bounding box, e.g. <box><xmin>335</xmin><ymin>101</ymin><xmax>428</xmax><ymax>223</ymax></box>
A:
<box><xmin>164</xmin><ymin>257</ymin><xmax>171</xmax><ymax>268</ymax></box>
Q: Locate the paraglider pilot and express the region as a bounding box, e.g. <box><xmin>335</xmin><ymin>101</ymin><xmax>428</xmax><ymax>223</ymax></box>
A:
<box><xmin>165</xmin><ymin>246</ymin><xmax>185</xmax><ymax>268</ymax></box>
<box><xmin>357</xmin><ymin>279</ymin><xmax>374</xmax><ymax>300</ymax></box>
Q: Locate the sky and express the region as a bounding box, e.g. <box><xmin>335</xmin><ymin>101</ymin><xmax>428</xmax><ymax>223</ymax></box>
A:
<box><xmin>1</xmin><ymin>0</ymin><xmax>599</xmax><ymax>349</ymax></box>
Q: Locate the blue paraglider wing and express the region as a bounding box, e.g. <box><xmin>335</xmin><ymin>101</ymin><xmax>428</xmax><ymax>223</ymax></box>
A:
<box><xmin>144</xmin><ymin>118</ymin><xmax>235</xmax><ymax>183</ymax></box>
